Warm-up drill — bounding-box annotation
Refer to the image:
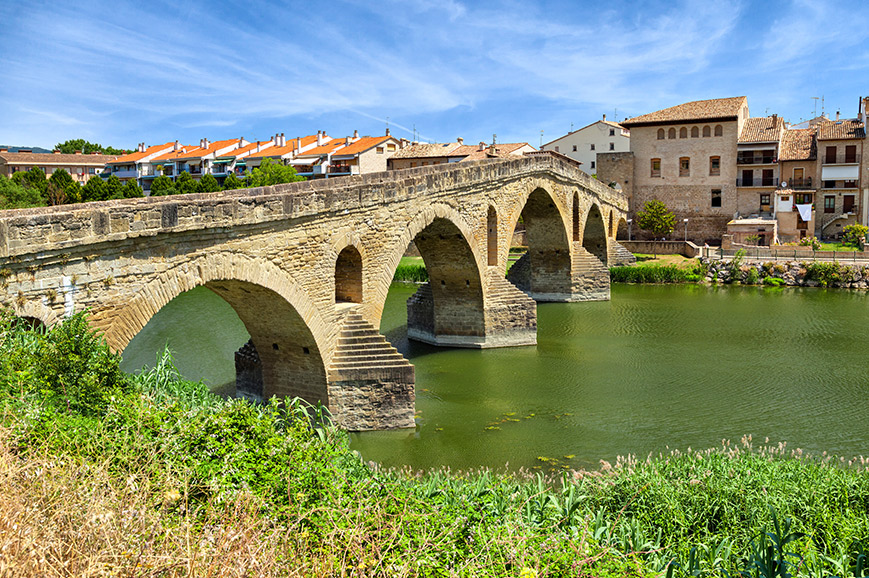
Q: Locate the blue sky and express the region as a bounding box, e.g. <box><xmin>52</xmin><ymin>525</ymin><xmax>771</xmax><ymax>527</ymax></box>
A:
<box><xmin>2</xmin><ymin>0</ymin><xmax>868</xmax><ymax>150</ymax></box>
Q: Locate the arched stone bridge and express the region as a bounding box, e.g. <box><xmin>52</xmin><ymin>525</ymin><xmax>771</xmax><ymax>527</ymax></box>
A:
<box><xmin>0</xmin><ymin>155</ymin><xmax>632</xmax><ymax>430</ymax></box>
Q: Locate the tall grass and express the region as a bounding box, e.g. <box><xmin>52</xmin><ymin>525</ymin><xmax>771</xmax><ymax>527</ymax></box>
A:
<box><xmin>393</xmin><ymin>263</ymin><xmax>428</xmax><ymax>282</ymax></box>
<box><xmin>610</xmin><ymin>264</ymin><xmax>700</xmax><ymax>283</ymax></box>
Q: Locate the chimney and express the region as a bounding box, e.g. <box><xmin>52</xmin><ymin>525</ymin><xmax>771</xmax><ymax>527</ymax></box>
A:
<box><xmin>400</xmin><ymin>138</ymin><xmax>409</xmax><ymax>149</ymax></box>
<box><xmin>174</xmin><ymin>140</ymin><xmax>180</xmax><ymax>151</ymax></box>
<box><xmin>239</xmin><ymin>137</ymin><xmax>244</xmax><ymax>145</ymax></box>
<box><xmin>317</xmin><ymin>131</ymin><xmax>324</xmax><ymax>146</ymax></box>
<box><xmin>297</xmin><ymin>137</ymin><xmax>302</xmax><ymax>151</ymax></box>
<box><xmin>478</xmin><ymin>142</ymin><xmax>486</xmax><ymax>151</ymax></box>
<box><xmin>489</xmin><ymin>144</ymin><xmax>497</xmax><ymax>155</ymax></box>
<box><xmin>256</xmin><ymin>141</ymin><xmax>261</xmax><ymax>153</ymax></box>
<box><xmin>836</xmin><ymin>110</ymin><xmax>840</xmax><ymax>121</ymax></box>
<box><xmin>353</xmin><ymin>129</ymin><xmax>359</xmax><ymax>138</ymax></box>
<box><xmin>345</xmin><ymin>136</ymin><xmax>351</xmax><ymax>146</ymax></box>
<box><xmin>457</xmin><ymin>137</ymin><xmax>464</xmax><ymax>145</ymax></box>
<box><xmin>281</xmin><ymin>132</ymin><xmax>285</xmax><ymax>147</ymax></box>
<box><xmin>138</xmin><ymin>142</ymin><xmax>145</xmax><ymax>153</ymax></box>
<box><xmin>603</xmin><ymin>114</ymin><xmax>607</xmax><ymax>121</ymax></box>
<box><xmin>772</xmin><ymin>113</ymin><xmax>777</xmax><ymax>122</ymax></box>
<box><xmin>385</xmin><ymin>128</ymin><xmax>391</xmax><ymax>136</ymax></box>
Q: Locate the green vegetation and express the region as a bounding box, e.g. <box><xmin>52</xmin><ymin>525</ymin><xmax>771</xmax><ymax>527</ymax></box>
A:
<box><xmin>636</xmin><ymin>200</ymin><xmax>675</xmax><ymax>241</ymax></box>
<box><xmin>54</xmin><ymin>138</ymin><xmax>127</xmax><ymax>155</ymax></box>
<box><xmin>394</xmin><ymin>255</ymin><xmax>428</xmax><ymax>282</ymax></box>
<box><xmin>843</xmin><ymin>224</ymin><xmax>869</xmax><ymax>250</ymax></box>
<box><xmin>244</xmin><ymin>157</ymin><xmax>305</xmax><ymax>187</ymax></box>
<box><xmin>1</xmin><ymin>313</ymin><xmax>869</xmax><ymax>575</ymax></box>
<box><xmin>610</xmin><ymin>263</ymin><xmax>702</xmax><ymax>284</ymax></box>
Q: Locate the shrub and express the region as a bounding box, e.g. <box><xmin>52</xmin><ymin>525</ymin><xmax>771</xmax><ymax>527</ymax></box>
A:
<box><xmin>803</xmin><ymin>262</ymin><xmax>848</xmax><ymax>287</ymax></box>
<box><xmin>763</xmin><ymin>277</ymin><xmax>785</xmax><ymax>286</ymax></box>
<box><xmin>799</xmin><ymin>236</ymin><xmax>822</xmax><ymax>250</ymax></box>
<box><xmin>843</xmin><ymin>223</ymin><xmax>868</xmax><ymax>249</ymax></box>
<box><xmin>610</xmin><ymin>264</ymin><xmax>691</xmax><ymax>283</ymax></box>
<box><xmin>744</xmin><ymin>267</ymin><xmax>759</xmax><ymax>285</ymax></box>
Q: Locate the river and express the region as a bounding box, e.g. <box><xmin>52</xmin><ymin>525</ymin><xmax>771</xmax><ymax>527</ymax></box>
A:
<box><xmin>121</xmin><ymin>282</ymin><xmax>869</xmax><ymax>471</ymax></box>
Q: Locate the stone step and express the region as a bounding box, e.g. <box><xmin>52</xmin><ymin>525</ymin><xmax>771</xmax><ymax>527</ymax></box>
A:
<box><xmin>329</xmin><ymin>312</ymin><xmax>412</xmax><ymax>376</ymax></box>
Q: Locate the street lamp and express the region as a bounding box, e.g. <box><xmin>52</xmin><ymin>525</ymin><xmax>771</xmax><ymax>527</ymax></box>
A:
<box><xmin>627</xmin><ymin>218</ymin><xmax>632</xmax><ymax>241</ymax></box>
<box><xmin>683</xmin><ymin>218</ymin><xmax>689</xmax><ymax>242</ymax></box>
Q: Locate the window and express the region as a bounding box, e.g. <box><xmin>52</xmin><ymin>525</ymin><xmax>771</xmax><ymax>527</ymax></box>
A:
<box><xmin>709</xmin><ymin>156</ymin><xmax>720</xmax><ymax>176</ymax></box>
<box><xmin>679</xmin><ymin>127</ymin><xmax>688</xmax><ymax>138</ymax></box>
<box><xmin>714</xmin><ymin>125</ymin><xmax>723</xmax><ymax>136</ymax></box>
<box><xmin>376</xmin><ymin>147</ymin><xmax>384</xmax><ymax>154</ymax></box>
<box><xmin>609</xmin><ymin>143</ymin><xmax>614</xmax><ymax>150</ymax></box>
<box><xmin>590</xmin><ymin>161</ymin><xmax>595</xmax><ymax>169</ymax></box>
<box><xmin>668</xmin><ymin>128</ymin><xmax>676</xmax><ymax>139</ymax></box>
<box><xmin>572</xmin><ymin>145</ymin><xmax>577</xmax><ymax>151</ymax></box>
<box><xmin>703</xmin><ymin>125</ymin><xmax>711</xmax><ymax>137</ymax></box>
<box><xmin>845</xmin><ymin>145</ymin><xmax>857</xmax><ymax>163</ymax></box>
<box><xmin>760</xmin><ymin>194</ymin><xmax>771</xmax><ymax>206</ymax></box>
<box><xmin>88</xmin><ymin>167</ymin><xmax>96</xmax><ymax>174</ymax></box>
<box><xmin>650</xmin><ymin>158</ymin><xmax>661</xmax><ymax>177</ymax></box>
<box><xmin>657</xmin><ymin>129</ymin><xmax>665</xmax><ymax>140</ymax></box>
<box><xmin>844</xmin><ymin>195</ymin><xmax>855</xmax><ymax>212</ymax></box>
<box><xmin>796</xmin><ymin>193</ymin><xmax>813</xmax><ymax>204</ymax></box>
<box><xmin>711</xmin><ymin>189</ymin><xmax>722</xmax><ymax>207</ymax></box>
<box><xmin>845</xmin><ymin>180</ymin><xmax>857</xmax><ymax>189</ymax></box>
<box><xmin>691</xmin><ymin>126</ymin><xmax>699</xmax><ymax>138</ymax></box>
<box><xmin>387</xmin><ymin>144</ymin><xmax>396</xmax><ymax>151</ymax></box>
<box><xmin>824</xmin><ymin>196</ymin><xmax>835</xmax><ymax>213</ymax></box>
<box><xmin>554</xmin><ymin>146</ymin><xmax>559</xmax><ymax>152</ymax></box>
<box><xmin>590</xmin><ymin>144</ymin><xmax>595</xmax><ymax>150</ymax></box>
<box><xmin>679</xmin><ymin>157</ymin><xmax>690</xmax><ymax>177</ymax></box>
<box><xmin>824</xmin><ymin>180</ymin><xmax>835</xmax><ymax>188</ymax></box>
<box><xmin>609</xmin><ymin>128</ymin><xmax>615</xmax><ymax>136</ymax></box>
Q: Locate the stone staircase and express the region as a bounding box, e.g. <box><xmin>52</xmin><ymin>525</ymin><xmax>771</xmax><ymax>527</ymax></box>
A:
<box><xmin>486</xmin><ymin>269</ymin><xmax>537</xmax><ymax>311</ymax></box>
<box><xmin>483</xmin><ymin>269</ymin><xmax>537</xmax><ymax>346</ymax></box>
<box><xmin>327</xmin><ymin>309</ymin><xmax>413</xmax><ymax>380</ymax></box>
<box><xmin>570</xmin><ymin>244</ymin><xmax>610</xmax><ymax>300</ymax></box>
<box><xmin>608</xmin><ymin>241</ymin><xmax>637</xmax><ymax>266</ymax></box>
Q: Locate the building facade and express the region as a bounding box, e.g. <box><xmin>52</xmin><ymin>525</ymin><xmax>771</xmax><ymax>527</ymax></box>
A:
<box><xmin>540</xmin><ymin>116</ymin><xmax>630</xmax><ymax>174</ymax></box>
<box><xmin>1</xmin><ymin>150</ymin><xmax>119</xmax><ymax>183</ymax></box>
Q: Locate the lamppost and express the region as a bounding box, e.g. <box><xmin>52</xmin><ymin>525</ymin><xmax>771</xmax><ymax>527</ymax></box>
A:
<box><xmin>627</xmin><ymin>218</ymin><xmax>632</xmax><ymax>241</ymax></box>
<box><xmin>683</xmin><ymin>218</ymin><xmax>689</xmax><ymax>242</ymax></box>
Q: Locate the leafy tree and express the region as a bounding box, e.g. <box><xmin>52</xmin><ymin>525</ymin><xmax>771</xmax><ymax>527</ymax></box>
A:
<box><xmin>198</xmin><ymin>173</ymin><xmax>221</xmax><ymax>193</ymax></box>
<box><xmin>149</xmin><ymin>175</ymin><xmax>176</xmax><ymax>196</ymax></box>
<box><xmin>48</xmin><ymin>169</ymin><xmax>82</xmax><ymax>204</ymax></box>
<box><xmin>122</xmin><ymin>179</ymin><xmax>144</xmax><ymax>199</ymax></box>
<box><xmin>175</xmin><ymin>171</ymin><xmax>201</xmax><ymax>195</ymax></box>
<box><xmin>22</xmin><ymin>166</ymin><xmax>48</xmax><ymax>199</ymax></box>
<box><xmin>222</xmin><ymin>172</ymin><xmax>245</xmax><ymax>190</ymax></box>
<box><xmin>54</xmin><ymin>139</ymin><xmax>127</xmax><ymax>155</ymax></box>
<box><xmin>104</xmin><ymin>175</ymin><xmax>124</xmax><ymax>200</ymax></box>
<box><xmin>0</xmin><ymin>174</ymin><xmax>43</xmax><ymax>209</ymax></box>
<box><xmin>636</xmin><ymin>199</ymin><xmax>676</xmax><ymax>257</ymax></box>
<box><xmin>81</xmin><ymin>176</ymin><xmax>107</xmax><ymax>202</ymax></box>
<box><xmin>842</xmin><ymin>223</ymin><xmax>868</xmax><ymax>249</ymax></box>
<box><xmin>245</xmin><ymin>157</ymin><xmax>304</xmax><ymax>187</ymax></box>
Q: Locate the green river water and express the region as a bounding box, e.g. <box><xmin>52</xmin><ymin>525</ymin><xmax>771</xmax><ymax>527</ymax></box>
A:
<box><xmin>121</xmin><ymin>282</ymin><xmax>869</xmax><ymax>471</ymax></box>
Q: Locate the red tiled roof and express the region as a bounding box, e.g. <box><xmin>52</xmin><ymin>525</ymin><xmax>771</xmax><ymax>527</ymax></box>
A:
<box><xmin>107</xmin><ymin>142</ymin><xmax>175</xmax><ymax>164</ymax></box>
<box><xmin>451</xmin><ymin>142</ymin><xmax>532</xmax><ymax>161</ymax></box>
<box><xmin>332</xmin><ymin>136</ymin><xmax>394</xmax><ymax>156</ymax></box>
<box><xmin>244</xmin><ymin>143</ymin><xmax>296</xmax><ymax>160</ymax></box>
<box><xmin>738</xmin><ymin>116</ymin><xmax>784</xmax><ymax>143</ymax></box>
<box><xmin>151</xmin><ymin>146</ymin><xmax>196</xmax><ymax>162</ymax></box>
<box><xmin>295</xmin><ymin>138</ymin><xmax>346</xmax><ymax>157</ymax></box>
<box><xmin>391</xmin><ymin>142</ymin><xmax>461</xmax><ymax>159</ymax></box>
<box><xmin>621</xmin><ymin>97</ymin><xmax>747</xmax><ymax>127</ymax></box>
<box><xmin>219</xmin><ymin>139</ymin><xmax>275</xmax><ymax>159</ymax></box>
<box><xmin>817</xmin><ymin>119</ymin><xmax>866</xmax><ymax>140</ymax></box>
<box><xmin>779</xmin><ymin>129</ymin><xmax>816</xmax><ymax>161</ymax></box>
<box><xmin>169</xmin><ymin>138</ymin><xmax>243</xmax><ymax>161</ymax></box>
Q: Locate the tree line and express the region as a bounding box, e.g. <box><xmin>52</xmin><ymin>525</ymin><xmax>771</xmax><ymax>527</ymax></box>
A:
<box><xmin>0</xmin><ymin>158</ymin><xmax>304</xmax><ymax>210</ymax></box>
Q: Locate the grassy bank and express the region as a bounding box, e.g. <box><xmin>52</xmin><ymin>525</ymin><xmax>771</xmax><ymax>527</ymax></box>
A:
<box><xmin>2</xmin><ymin>312</ymin><xmax>869</xmax><ymax>576</ymax></box>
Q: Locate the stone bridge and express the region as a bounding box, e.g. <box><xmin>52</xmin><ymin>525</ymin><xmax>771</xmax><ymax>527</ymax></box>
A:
<box><xmin>0</xmin><ymin>155</ymin><xmax>631</xmax><ymax>430</ymax></box>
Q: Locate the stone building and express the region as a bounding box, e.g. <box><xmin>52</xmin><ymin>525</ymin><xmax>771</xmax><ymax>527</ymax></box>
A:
<box><xmin>614</xmin><ymin>96</ymin><xmax>749</xmax><ymax>243</ymax></box>
<box><xmin>540</xmin><ymin>115</ymin><xmax>630</xmax><ymax>174</ymax></box>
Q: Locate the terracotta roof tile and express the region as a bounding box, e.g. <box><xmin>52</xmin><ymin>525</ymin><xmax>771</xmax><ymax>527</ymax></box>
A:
<box><xmin>621</xmin><ymin>96</ymin><xmax>747</xmax><ymax>127</ymax></box>
<box><xmin>451</xmin><ymin>142</ymin><xmax>531</xmax><ymax>161</ymax></box>
<box><xmin>332</xmin><ymin>136</ymin><xmax>394</xmax><ymax>156</ymax></box>
<box><xmin>738</xmin><ymin>116</ymin><xmax>784</xmax><ymax>143</ymax></box>
<box><xmin>151</xmin><ymin>146</ymin><xmax>196</xmax><ymax>162</ymax></box>
<box><xmin>216</xmin><ymin>139</ymin><xmax>275</xmax><ymax>159</ymax></box>
<box><xmin>170</xmin><ymin>138</ymin><xmax>243</xmax><ymax>161</ymax></box>
<box><xmin>391</xmin><ymin>142</ymin><xmax>461</xmax><ymax>159</ymax></box>
<box><xmin>107</xmin><ymin>142</ymin><xmax>175</xmax><ymax>164</ymax></box>
<box><xmin>295</xmin><ymin>138</ymin><xmax>346</xmax><ymax>157</ymax></box>
<box><xmin>244</xmin><ymin>143</ymin><xmax>297</xmax><ymax>160</ymax></box>
<box><xmin>0</xmin><ymin>151</ymin><xmax>120</xmax><ymax>165</ymax></box>
<box><xmin>816</xmin><ymin>119</ymin><xmax>866</xmax><ymax>140</ymax></box>
<box><xmin>779</xmin><ymin>129</ymin><xmax>817</xmax><ymax>161</ymax></box>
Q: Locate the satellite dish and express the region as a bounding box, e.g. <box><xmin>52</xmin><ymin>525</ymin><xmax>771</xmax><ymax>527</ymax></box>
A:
<box><xmin>781</xmin><ymin>181</ymin><xmax>788</xmax><ymax>188</ymax></box>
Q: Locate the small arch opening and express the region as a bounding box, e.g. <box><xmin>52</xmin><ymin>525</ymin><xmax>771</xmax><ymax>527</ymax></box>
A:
<box><xmin>572</xmin><ymin>192</ymin><xmax>580</xmax><ymax>242</ymax></box>
<box><xmin>714</xmin><ymin>124</ymin><xmax>723</xmax><ymax>136</ymax></box>
<box><xmin>335</xmin><ymin>245</ymin><xmax>363</xmax><ymax>304</ymax></box>
<box><xmin>668</xmin><ymin>128</ymin><xmax>676</xmax><ymax>139</ymax></box>
<box><xmin>679</xmin><ymin>127</ymin><xmax>688</xmax><ymax>138</ymax></box>
<box><xmin>487</xmin><ymin>205</ymin><xmax>498</xmax><ymax>266</ymax></box>
<box><xmin>657</xmin><ymin>128</ymin><xmax>665</xmax><ymax>140</ymax></box>
<box><xmin>691</xmin><ymin>126</ymin><xmax>699</xmax><ymax>138</ymax></box>
<box><xmin>703</xmin><ymin>125</ymin><xmax>711</xmax><ymax>137</ymax></box>
<box><xmin>608</xmin><ymin>211</ymin><xmax>614</xmax><ymax>237</ymax></box>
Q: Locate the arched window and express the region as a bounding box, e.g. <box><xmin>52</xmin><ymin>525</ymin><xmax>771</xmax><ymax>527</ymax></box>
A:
<box><xmin>668</xmin><ymin>128</ymin><xmax>676</xmax><ymax>139</ymax></box>
<box><xmin>703</xmin><ymin>125</ymin><xmax>711</xmax><ymax>137</ymax></box>
<box><xmin>691</xmin><ymin>126</ymin><xmax>699</xmax><ymax>138</ymax></box>
<box><xmin>657</xmin><ymin>128</ymin><xmax>665</xmax><ymax>140</ymax></box>
<box><xmin>572</xmin><ymin>193</ymin><xmax>580</xmax><ymax>242</ymax></box>
<box><xmin>714</xmin><ymin>125</ymin><xmax>723</xmax><ymax>136</ymax></box>
<box><xmin>679</xmin><ymin>127</ymin><xmax>688</xmax><ymax>138</ymax></box>
<box><xmin>335</xmin><ymin>246</ymin><xmax>363</xmax><ymax>303</ymax></box>
<box><xmin>487</xmin><ymin>206</ymin><xmax>498</xmax><ymax>265</ymax></box>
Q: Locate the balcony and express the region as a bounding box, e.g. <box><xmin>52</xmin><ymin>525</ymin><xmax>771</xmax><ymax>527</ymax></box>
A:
<box><xmin>327</xmin><ymin>165</ymin><xmax>360</xmax><ymax>175</ymax></box>
<box><xmin>104</xmin><ymin>168</ymin><xmax>137</xmax><ymax>179</ymax></box>
<box><xmin>736</xmin><ymin>177</ymin><xmax>778</xmax><ymax>187</ymax></box>
<box><xmin>737</xmin><ymin>155</ymin><xmax>777</xmax><ymax>165</ymax></box>
<box><xmin>823</xmin><ymin>153</ymin><xmax>861</xmax><ymax>165</ymax></box>
<box><xmin>787</xmin><ymin>177</ymin><xmax>813</xmax><ymax>190</ymax></box>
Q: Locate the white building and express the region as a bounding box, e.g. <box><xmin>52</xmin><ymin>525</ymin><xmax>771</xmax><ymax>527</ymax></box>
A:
<box><xmin>540</xmin><ymin>115</ymin><xmax>630</xmax><ymax>174</ymax></box>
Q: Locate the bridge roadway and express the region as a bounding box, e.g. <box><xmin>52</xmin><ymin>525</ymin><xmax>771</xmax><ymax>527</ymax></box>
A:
<box><xmin>0</xmin><ymin>155</ymin><xmax>632</xmax><ymax>430</ymax></box>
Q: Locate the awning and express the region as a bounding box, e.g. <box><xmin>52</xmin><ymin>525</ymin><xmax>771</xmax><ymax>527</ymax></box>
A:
<box><xmin>821</xmin><ymin>165</ymin><xmax>859</xmax><ymax>180</ymax></box>
<box><xmin>289</xmin><ymin>158</ymin><xmax>315</xmax><ymax>165</ymax></box>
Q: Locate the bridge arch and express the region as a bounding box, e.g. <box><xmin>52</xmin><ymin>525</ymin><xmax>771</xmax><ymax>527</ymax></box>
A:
<box><xmin>11</xmin><ymin>300</ymin><xmax>59</xmax><ymax>329</ymax></box>
<box><xmin>335</xmin><ymin>244</ymin><xmax>364</xmax><ymax>304</ymax></box>
<box><xmin>582</xmin><ymin>203</ymin><xmax>609</xmax><ymax>265</ymax></box>
<box><xmin>505</xmin><ymin>185</ymin><xmax>573</xmax><ymax>300</ymax></box>
<box><xmin>375</xmin><ymin>203</ymin><xmax>487</xmax><ymax>346</ymax></box>
<box><xmin>101</xmin><ymin>253</ymin><xmax>331</xmax><ymax>406</ymax></box>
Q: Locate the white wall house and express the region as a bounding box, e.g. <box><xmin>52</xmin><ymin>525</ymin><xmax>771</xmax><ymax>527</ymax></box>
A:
<box><xmin>541</xmin><ymin>115</ymin><xmax>630</xmax><ymax>174</ymax></box>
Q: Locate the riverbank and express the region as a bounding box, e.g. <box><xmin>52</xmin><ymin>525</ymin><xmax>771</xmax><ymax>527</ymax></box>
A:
<box><xmin>3</xmin><ymin>312</ymin><xmax>869</xmax><ymax>577</ymax></box>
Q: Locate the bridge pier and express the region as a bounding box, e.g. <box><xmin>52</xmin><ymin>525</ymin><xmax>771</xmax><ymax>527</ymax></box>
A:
<box><xmin>506</xmin><ymin>242</ymin><xmax>611</xmax><ymax>302</ymax></box>
<box><xmin>407</xmin><ymin>268</ymin><xmax>537</xmax><ymax>348</ymax></box>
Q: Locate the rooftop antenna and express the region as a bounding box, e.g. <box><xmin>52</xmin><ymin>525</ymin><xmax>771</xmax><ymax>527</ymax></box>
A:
<box><xmin>812</xmin><ymin>97</ymin><xmax>819</xmax><ymax>118</ymax></box>
<box><xmin>570</xmin><ymin>122</ymin><xmax>574</xmax><ymax>132</ymax></box>
<box><xmin>540</xmin><ymin>130</ymin><xmax>544</xmax><ymax>148</ymax></box>
<box><xmin>821</xmin><ymin>96</ymin><xmax>825</xmax><ymax>117</ymax></box>
<box><xmin>614</xmin><ymin>108</ymin><xmax>618</xmax><ymax>122</ymax></box>
<box><xmin>492</xmin><ymin>133</ymin><xmax>497</xmax><ymax>145</ymax></box>
<box><xmin>386</xmin><ymin>116</ymin><xmax>390</xmax><ymax>133</ymax></box>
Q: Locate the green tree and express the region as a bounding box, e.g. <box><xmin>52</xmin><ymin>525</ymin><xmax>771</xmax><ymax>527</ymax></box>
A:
<box><xmin>636</xmin><ymin>199</ymin><xmax>676</xmax><ymax>257</ymax></box>
<box><xmin>48</xmin><ymin>169</ymin><xmax>82</xmax><ymax>204</ymax></box>
<box><xmin>22</xmin><ymin>166</ymin><xmax>48</xmax><ymax>199</ymax></box>
<box><xmin>175</xmin><ymin>171</ymin><xmax>201</xmax><ymax>195</ymax></box>
<box><xmin>54</xmin><ymin>139</ymin><xmax>127</xmax><ymax>155</ymax></box>
<box><xmin>122</xmin><ymin>179</ymin><xmax>144</xmax><ymax>199</ymax></box>
<box><xmin>0</xmin><ymin>174</ymin><xmax>43</xmax><ymax>209</ymax></box>
<box><xmin>245</xmin><ymin>157</ymin><xmax>304</xmax><ymax>187</ymax></box>
<box><xmin>81</xmin><ymin>176</ymin><xmax>107</xmax><ymax>202</ymax></box>
<box><xmin>104</xmin><ymin>175</ymin><xmax>124</xmax><ymax>200</ymax></box>
<box><xmin>149</xmin><ymin>175</ymin><xmax>176</xmax><ymax>196</ymax></box>
<box><xmin>842</xmin><ymin>223</ymin><xmax>868</xmax><ymax>249</ymax></box>
<box><xmin>198</xmin><ymin>173</ymin><xmax>221</xmax><ymax>193</ymax></box>
<box><xmin>222</xmin><ymin>172</ymin><xmax>245</xmax><ymax>190</ymax></box>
